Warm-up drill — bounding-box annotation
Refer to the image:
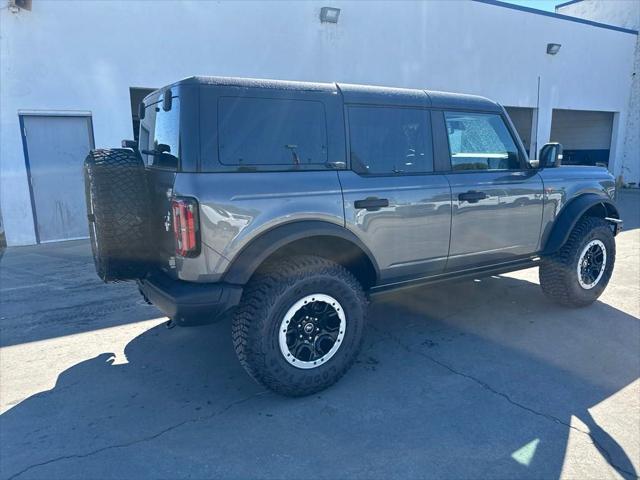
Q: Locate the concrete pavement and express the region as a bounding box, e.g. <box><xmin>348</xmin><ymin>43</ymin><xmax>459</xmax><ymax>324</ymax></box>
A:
<box><xmin>1</xmin><ymin>190</ymin><xmax>638</xmax><ymax>479</ymax></box>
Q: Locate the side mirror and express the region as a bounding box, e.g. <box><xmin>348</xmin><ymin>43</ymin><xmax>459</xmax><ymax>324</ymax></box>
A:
<box><xmin>138</xmin><ymin>102</ymin><xmax>146</xmax><ymax>120</ymax></box>
<box><xmin>539</xmin><ymin>142</ymin><xmax>563</xmax><ymax>168</ymax></box>
<box><xmin>156</xmin><ymin>143</ymin><xmax>171</xmax><ymax>154</ymax></box>
<box><xmin>121</xmin><ymin>139</ymin><xmax>138</xmax><ymax>149</ymax></box>
<box><xmin>162</xmin><ymin>89</ymin><xmax>173</xmax><ymax>112</ymax></box>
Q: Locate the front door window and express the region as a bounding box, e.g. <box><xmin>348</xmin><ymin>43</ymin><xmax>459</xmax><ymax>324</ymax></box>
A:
<box><xmin>445</xmin><ymin>112</ymin><xmax>521</xmax><ymax>171</ymax></box>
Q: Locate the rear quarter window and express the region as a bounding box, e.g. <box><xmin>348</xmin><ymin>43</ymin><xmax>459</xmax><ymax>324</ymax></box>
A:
<box><xmin>218</xmin><ymin>97</ymin><xmax>328</xmax><ymax>168</ymax></box>
<box><xmin>139</xmin><ymin>95</ymin><xmax>180</xmax><ymax>170</ymax></box>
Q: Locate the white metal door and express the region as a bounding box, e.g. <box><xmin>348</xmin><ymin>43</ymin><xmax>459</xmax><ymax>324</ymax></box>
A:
<box><xmin>22</xmin><ymin>114</ymin><xmax>94</xmax><ymax>243</ymax></box>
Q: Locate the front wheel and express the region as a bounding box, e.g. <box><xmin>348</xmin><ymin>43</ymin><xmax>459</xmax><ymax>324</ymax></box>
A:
<box><xmin>539</xmin><ymin>216</ymin><xmax>616</xmax><ymax>307</ymax></box>
<box><xmin>232</xmin><ymin>255</ymin><xmax>367</xmax><ymax>396</ymax></box>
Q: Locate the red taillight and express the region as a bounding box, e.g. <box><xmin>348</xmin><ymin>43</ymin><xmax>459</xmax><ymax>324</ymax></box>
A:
<box><xmin>171</xmin><ymin>197</ymin><xmax>200</xmax><ymax>257</ymax></box>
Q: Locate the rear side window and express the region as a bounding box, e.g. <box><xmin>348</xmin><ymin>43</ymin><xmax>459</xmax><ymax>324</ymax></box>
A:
<box><xmin>348</xmin><ymin>106</ymin><xmax>433</xmax><ymax>175</ymax></box>
<box><xmin>218</xmin><ymin>97</ymin><xmax>328</xmax><ymax>167</ymax></box>
<box><xmin>445</xmin><ymin>112</ymin><xmax>520</xmax><ymax>171</ymax></box>
<box><xmin>139</xmin><ymin>96</ymin><xmax>181</xmax><ymax>170</ymax></box>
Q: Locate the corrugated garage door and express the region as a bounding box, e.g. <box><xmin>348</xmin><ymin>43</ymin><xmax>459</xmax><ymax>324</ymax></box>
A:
<box><xmin>550</xmin><ymin>109</ymin><xmax>613</xmax><ymax>166</ymax></box>
<box><xmin>504</xmin><ymin>107</ymin><xmax>533</xmax><ymax>155</ymax></box>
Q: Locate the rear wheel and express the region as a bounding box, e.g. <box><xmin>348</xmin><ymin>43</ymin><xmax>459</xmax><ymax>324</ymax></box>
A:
<box><xmin>232</xmin><ymin>255</ymin><xmax>367</xmax><ymax>396</ymax></box>
<box><xmin>84</xmin><ymin>149</ymin><xmax>152</xmax><ymax>282</ymax></box>
<box><xmin>539</xmin><ymin>216</ymin><xmax>615</xmax><ymax>307</ymax></box>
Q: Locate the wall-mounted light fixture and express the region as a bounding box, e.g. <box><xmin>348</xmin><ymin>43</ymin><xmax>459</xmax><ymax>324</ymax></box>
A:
<box><xmin>546</xmin><ymin>43</ymin><xmax>562</xmax><ymax>55</ymax></box>
<box><xmin>320</xmin><ymin>7</ymin><xmax>341</xmax><ymax>23</ymax></box>
<box><xmin>8</xmin><ymin>0</ymin><xmax>32</xmax><ymax>12</ymax></box>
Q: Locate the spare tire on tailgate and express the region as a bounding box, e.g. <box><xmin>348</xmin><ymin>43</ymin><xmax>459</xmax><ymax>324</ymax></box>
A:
<box><xmin>84</xmin><ymin>148</ymin><xmax>152</xmax><ymax>282</ymax></box>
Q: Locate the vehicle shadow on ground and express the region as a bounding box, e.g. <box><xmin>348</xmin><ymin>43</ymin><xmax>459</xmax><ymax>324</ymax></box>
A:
<box><xmin>2</xmin><ymin>192</ymin><xmax>638</xmax><ymax>349</ymax></box>
<box><xmin>1</xmin><ymin>275</ymin><xmax>638</xmax><ymax>479</ymax></box>
<box><xmin>0</xmin><ymin>240</ymin><xmax>159</xmax><ymax>347</ymax></box>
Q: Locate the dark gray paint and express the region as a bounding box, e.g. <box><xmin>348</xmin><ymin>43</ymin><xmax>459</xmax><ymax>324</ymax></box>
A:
<box><xmin>172</xmin><ymin>171</ymin><xmax>344</xmax><ymax>282</ymax></box>
<box><xmin>144</xmin><ymin>76</ymin><xmax>618</xmax><ymax>286</ymax></box>
<box><xmin>445</xmin><ymin>171</ymin><xmax>544</xmax><ymax>269</ymax></box>
<box><xmin>339</xmin><ymin>171</ymin><xmax>452</xmax><ymax>280</ymax></box>
<box><xmin>537</xmin><ymin>166</ymin><xmax>617</xmax><ymax>246</ymax></box>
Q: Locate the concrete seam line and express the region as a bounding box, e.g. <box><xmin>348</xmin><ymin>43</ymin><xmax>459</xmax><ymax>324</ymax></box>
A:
<box><xmin>370</xmin><ymin>325</ymin><xmax>637</xmax><ymax>479</ymax></box>
<box><xmin>5</xmin><ymin>390</ymin><xmax>269</xmax><ymax>480</ymax></box>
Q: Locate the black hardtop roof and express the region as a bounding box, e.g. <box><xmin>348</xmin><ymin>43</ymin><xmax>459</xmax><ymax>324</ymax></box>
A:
<box><xmin>157</xmin><ymin>76</ymin><xmax>502</xmax><ymax>112</ymax></box>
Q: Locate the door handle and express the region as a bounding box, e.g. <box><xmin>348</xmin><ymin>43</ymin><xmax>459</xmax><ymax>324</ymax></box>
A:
<box><xmin>458</xmin><ymin>191</ymin><xmax>488</xmax><ymax>203</ymax></box>
<box><xmin>354</xmin><ymin>197</ymin><xmax>389</xmax><ymax>211</ymax></box>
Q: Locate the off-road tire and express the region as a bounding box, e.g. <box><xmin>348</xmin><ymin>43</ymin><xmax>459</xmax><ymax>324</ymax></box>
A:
<box><xmin>84</xmin><ymin>149</ymin><xmax>152</xmax><ymax>282</ymax></box>
<box><xmin>539</xmin><ymin>216</ymin><xmax>615</xmax><ymax>307</ymax></box>
<box><xmin>232</xmin><ymin>255</ymin><xmax>368</xmax><ymax>396</ymax></box>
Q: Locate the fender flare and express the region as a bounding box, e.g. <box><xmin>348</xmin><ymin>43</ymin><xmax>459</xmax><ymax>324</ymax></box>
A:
<box><xmin>222</xmin><ymin>220</ymin><xmax>380</xmax><ymax>285</ymax></box>
<box><xmin>541</xmin><ymin>193</ymin><xmax>620</xmax><ymax>255</ymax></box>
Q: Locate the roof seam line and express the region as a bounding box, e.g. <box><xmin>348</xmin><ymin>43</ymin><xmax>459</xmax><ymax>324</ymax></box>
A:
<box><xmin>473</xmin><ymin>0</ymin><xmax>639</xmax><ymax>35</ymax></box>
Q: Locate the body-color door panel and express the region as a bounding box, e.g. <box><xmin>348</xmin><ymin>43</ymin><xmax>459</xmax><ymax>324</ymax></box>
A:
<box><xmin>340</xmin><ymin>171</ymin><xmax>452</xmax><ymax>282</ymax></box>
<box><xmin>445</xmin><ymin>170</ymin><xmax>544</xmax><ymax>270</ymax></box>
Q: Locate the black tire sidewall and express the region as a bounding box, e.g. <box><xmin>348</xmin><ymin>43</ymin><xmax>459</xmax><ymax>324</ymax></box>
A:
<box><xmin>83</xmin><ymin>163</ymin><xmax>104</xmax><ymax>278</ymax></box>
<box><xmin>84</xmin><ymin>149</ymin><xmax>151</xmax><ymax>282</ymax></box>
<box><xmin>263</xmin><ymin>274</ymin><xmax>365</xmax><ymax>385</ymax></box>
<box><xmin>234</xmin><ymin>256</ymin><xmax>368</xmax><ymax>396</ymax></box>
<box><xmin>565</xmin><ymin>221</ymin><xmax>615</xmax><ymax>304</ymax></box>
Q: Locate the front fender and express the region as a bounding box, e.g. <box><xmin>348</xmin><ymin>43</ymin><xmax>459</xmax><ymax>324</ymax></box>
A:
<box><xmin>541</xmin><ymin>193</ymin><xmax>620</xmax><ymax>255</ymax></box>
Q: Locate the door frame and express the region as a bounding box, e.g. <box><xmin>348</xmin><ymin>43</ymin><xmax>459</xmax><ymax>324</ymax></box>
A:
<box><xmin>18</xmin><ymin>110</ymin><xmax>95</xmax><ymax>244</ymax></box>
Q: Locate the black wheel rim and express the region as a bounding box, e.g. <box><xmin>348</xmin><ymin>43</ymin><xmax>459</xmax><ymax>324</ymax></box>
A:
<box><xmin>577</xmin><ymin>240</ymin><xmax>607</xmax><ymax>289</ymax></box>
<box><xmin>279</xmin><ymin>294</ymin><xmax>346</xmax><ymax>369</ymax></box>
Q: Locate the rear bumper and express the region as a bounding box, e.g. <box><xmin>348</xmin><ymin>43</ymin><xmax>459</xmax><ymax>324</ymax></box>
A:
<box><xmin>138</xmin><ymin>272</ymin><xmax>243</xmax><ymax>326</ymax></box>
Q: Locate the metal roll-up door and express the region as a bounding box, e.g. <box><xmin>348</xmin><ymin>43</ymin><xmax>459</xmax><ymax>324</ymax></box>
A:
<box><xmin>550</xmin><ymin>109</ymin><xmax>614</xmax><ymax>166</ymax></box>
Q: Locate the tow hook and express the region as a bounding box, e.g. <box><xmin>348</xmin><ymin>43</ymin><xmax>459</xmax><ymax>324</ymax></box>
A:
<box><xmin>605</xmin><ymin>217</ymin><xmax>623</xmax><ymax>235</ymax></box>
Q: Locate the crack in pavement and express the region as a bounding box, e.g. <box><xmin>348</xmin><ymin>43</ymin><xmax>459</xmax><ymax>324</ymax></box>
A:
<box><xmin>370</xmin><ymin>325</ymin><xmax>637</xmax><ymax>479</ymax></box>
<box><xmin>6</xmin><ymin>390</ymin><xmax>269</xmax><ymax>480</ymax></box>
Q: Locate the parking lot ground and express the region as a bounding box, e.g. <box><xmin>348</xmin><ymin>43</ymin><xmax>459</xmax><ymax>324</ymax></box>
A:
<box><xmin>1</xmin><ymin>190</ymin><xmax>639</xmax><ymax>480</ymax></box>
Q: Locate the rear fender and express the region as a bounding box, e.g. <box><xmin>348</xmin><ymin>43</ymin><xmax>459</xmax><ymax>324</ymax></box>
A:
<box><xmin>222</xmin><ymin>221</ymin><xmax>380</xmax><ymax>285</ymax></box>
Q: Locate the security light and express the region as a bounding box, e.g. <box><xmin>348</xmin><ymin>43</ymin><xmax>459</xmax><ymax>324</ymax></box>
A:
<box><xmin>546</xmin><ymin>43</ymin><xmax>561</xmax><ymax>55</ymax></box>
<box><xmin>320</xmin><ymin>7</ymin><xmax>340</xmax><ymax>23</ymax></box>
<box><xmin>8</xmin><ymin>0</ymin><xmax>31</xmax><ymax>12</ymax></box>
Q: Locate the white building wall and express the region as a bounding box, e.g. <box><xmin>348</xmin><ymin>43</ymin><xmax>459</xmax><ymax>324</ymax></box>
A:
<box><xmin>0</xmin><ymin>0</ymin><xmax>637</xmax><ymax>245</ymax></box>
<box><xmin>557</xmin><ymin>0</ymin><xmax>640</xmax><ymax>186</ymax></box>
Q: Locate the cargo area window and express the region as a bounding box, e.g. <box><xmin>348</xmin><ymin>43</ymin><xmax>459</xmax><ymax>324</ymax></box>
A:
<box><xmin>139</xmin><ymin>96</ymin><xmax>180</xmax><ymax>170</ymax></box>
<box><xmin>348</xmin><ymin>106</ymin><xmax>433</xmax><ymax>175</ymax></box>
<box><xmin>218</xmin><ymin>97</ymin><xmax>328</xmax><ymax>167</ymax></box>
<box><xmin>445</xmin><ymin>112</ymin><xmax>520</xmax><ymax>171</ymax></box>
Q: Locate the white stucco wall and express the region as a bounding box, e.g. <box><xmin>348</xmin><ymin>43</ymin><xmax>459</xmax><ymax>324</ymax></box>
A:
<box><xmin>557</xmin><ymin>0</ymin><xmax>639</xmax><ymax>186</ymax></box>
<box><xmin>0</xmin><ymin>0</ymin><xmax>637</xmax><ymax>245</ymax></box>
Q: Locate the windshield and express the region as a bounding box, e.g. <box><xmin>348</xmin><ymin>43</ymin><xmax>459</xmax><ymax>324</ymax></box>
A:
<box><xmin>139</xmin><ymin>95</ymin><xmax>180</xmax><ymax>170</ymax></box>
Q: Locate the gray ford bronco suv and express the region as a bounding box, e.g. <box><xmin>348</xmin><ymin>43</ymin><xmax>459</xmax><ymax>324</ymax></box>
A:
<box><xmin>84</xmin><ymin>76</ymin><xmax>622</xmax><ymax>396</ymax></box>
